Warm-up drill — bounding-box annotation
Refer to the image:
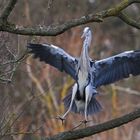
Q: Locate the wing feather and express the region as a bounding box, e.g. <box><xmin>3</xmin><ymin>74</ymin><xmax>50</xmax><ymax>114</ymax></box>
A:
<box><xmin>94</xmin><ymin>50</ymin><xmax>140</xmax><ymax>87</ymax></box>
<box><xmin>27</xmin><ymin>43</ymin><xmax>78</xmax><ymax>80</ymax></box>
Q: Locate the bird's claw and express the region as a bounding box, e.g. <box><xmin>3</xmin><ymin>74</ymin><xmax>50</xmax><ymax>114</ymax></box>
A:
<box><xmin>71</xmin><ymin>119</ymin><xmax>91</xmax><ymax>130</ymax></box>
<box><xmin>80</xmin><ymin>120</ymin><xmax>91</xmax><ymax>127</ymax></box>
<box><xmin>56</xmin><ymin>115</ymin><xmax>65</xmax><ymax>125</ymax></box>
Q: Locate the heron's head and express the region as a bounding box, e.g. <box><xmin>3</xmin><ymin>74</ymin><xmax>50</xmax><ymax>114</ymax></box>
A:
<box><xmin>81</xmin><ymin>27</ymin><xmax>92</xmax><ymax>48</ymax></box>
<box><xmin>81</xmin><ymin>27</ymin><xmax>92</xmax><ymax>38</ymax></box>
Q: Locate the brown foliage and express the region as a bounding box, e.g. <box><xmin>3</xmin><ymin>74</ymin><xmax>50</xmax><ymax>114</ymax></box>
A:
<box><xmin>0</xmin><ymin>0</ymin><xmax>140</xmax><ymax>140</ymax></box>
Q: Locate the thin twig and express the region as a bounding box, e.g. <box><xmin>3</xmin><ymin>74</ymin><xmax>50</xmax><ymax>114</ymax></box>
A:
<box><xmin>0</xmin><ymin>50</ymin><xmax>28</xmax><ymax>66</ymax></box>
<box><xmin>0</xmin><ymin>94</ymin><xmax>37</xmax><ymax>139</ymax></box>
<box><xmin>0</xmin><ymin>0</ymin><xmax>18</xmax><ymax>20</ymax></box>
<box><xmin>114</xmin><ymin>85</ymin><xmax>140</xmax><ymax>96</ymax></box>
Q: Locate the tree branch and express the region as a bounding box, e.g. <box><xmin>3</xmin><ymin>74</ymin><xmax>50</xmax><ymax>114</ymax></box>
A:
<box><xmin>0</xmin><ymin>0</ymin><xmax>18</xmax><ymax>21</ymax></box>
<box><xmin>118</xmin><ymin>12</ymin><xmax>140</xmax><ymax>29</ymax></box>
<box><xmin>0</xmin><ymin>0</ymin><xmax>140</xmax><ymax>36</ymax></box>
<box><xmin>45</xmin><ymin>108</ymin><xmax>140</xmax><ymax>140</ymax></box>
<box><xmin>113</xmin><ymin>85</ymin><xmax>140</xmax><ymax>96</ymax></box>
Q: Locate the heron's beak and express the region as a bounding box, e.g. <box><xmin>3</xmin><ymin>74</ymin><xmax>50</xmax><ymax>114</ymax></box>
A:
<box><xmin>81</xmin><ymin>32</ymin><xmax>85</xmax><ymax>38</ymax></box>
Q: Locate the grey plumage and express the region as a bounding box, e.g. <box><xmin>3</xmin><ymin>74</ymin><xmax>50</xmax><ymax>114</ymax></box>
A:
<box><xmin>63</xmin><ymin>92</ymin><xmax>101</xmax><ymax>115</ymax></box>
<box><xmin>28</xmin><ymin>43</ymin><xmax>78</xmax><ymax>80</ymax></box>
<box><xmin>27</xmin><ymin>27</ymin><xmax>140</xmax><ymax>121</ymax></box>
<box><xmin>94</xmin><ymin>50</ymin><xmax>140</xmax><ymax>87</ymax></box>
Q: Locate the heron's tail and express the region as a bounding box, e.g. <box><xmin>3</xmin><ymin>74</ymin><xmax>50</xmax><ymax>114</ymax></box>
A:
<box><xmin>63</xmin><ymin>93</ymin><xmax>102</xmax><ymax>115</ymax></box>
<box><xmin>87</xmin><ymin>96</ymin><xmax>102</xmax><ymax>115</ymax></box>
<box><xmin>63</xmin><ymin>93</ymin><xmax>78</xmax><ymax>113</ymax></box>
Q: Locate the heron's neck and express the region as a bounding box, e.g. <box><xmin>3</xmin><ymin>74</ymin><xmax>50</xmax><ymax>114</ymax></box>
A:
<box><xmin>81</xmin><ymin>45</ymin><xmax>89</xmax><ymax>62</ymax></box>
<box><xmin>83</xmin><ymin>34</ymin><xmax>91</xmax><ymax>50</ymax></box>
<box><xmin>78</xmin><ymin>41</ymin><xmax>90</xmax><ymax>75</ymax></box>
<box><xmin>80</xmin><ymin>36</ymin><xmax>91</xmax><ymax>68</ymax></box>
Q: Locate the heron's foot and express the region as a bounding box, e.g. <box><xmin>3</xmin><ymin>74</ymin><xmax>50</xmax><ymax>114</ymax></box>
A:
<box><xmin>71</xmin><ymin>119</ymin><xmax>91</xmax><ymax>130</ymax></box>
<box><xmin>80</xmin><ymin>120</ymin><xmax>91</xmax><ymax>127</ymax></box>
<box><xmin>56</xmin><ymin>115</ymin><xmax>66</xmax><ymax>125</ymax></box>
<box><xmin>71</xmin><ymin>122</ymin><xmax>83</xmax><ymax>130</ymax></box>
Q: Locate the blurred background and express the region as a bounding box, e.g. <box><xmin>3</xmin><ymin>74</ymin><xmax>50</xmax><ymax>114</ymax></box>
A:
<box><xmin>0</xmin><ymin>0</ymin><xmax>140</xmax><ymax>140</ymax></box>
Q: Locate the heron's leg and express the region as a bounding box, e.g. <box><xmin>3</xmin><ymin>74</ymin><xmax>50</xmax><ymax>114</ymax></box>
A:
<box><xmin>84</xmin><ymin>85</ymin><xmax>92</xmax><ymax>122</ymax></box>
<box><xmin>62</xmin><ymin>83</ymin><xmax>77</xmax><ymax>118</ymax></box>
<box><xmin>85</xmin><ymin>92</ymin><xmax>89</xmax><ymax>121</ymax></box>
<box><xmin>62</xmin><ymin>93</ymin><xmax>76</xmax><ymax>118</ymax></box>
<box><xmin>57</xmin><ymin>83</ymin><xmax>77</xmax><ymax>122</ymax></box>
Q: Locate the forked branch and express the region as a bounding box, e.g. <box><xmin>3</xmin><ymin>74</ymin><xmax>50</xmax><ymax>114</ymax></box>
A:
<box><xmin>0</xmin><ymin>0</ymin><xmax>18</xmax><ymax>20</ymax></box>
<box><xmin>0</xmin><ymin>0</ymin><xmax>140</xmax><ymax>36</ymax></box>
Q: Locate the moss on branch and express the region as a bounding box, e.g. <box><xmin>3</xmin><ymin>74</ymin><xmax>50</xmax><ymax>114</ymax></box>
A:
<box><xmin>118</xmin><ymin>12</ymin><xmax>140</xmax><ymax>29</ymax></box>
<box><xmin>0</xmin><ymin>0</ymin><xmax>18</xmax><ymax>21</ymax></box>
<box><xmin>0</xmin><ymin>0</ymin><xmax>140</xmax><ymax>36</ymax></box>
<box><xmin>45</xmin><ymin>108</ymin><xmax>140</xmax><ymax>140</ymax></box>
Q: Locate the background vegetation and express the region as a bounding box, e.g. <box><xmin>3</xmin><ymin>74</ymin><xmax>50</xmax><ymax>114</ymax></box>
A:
<box><xmin>0</xmin><ymin>0</ymin><xmax>140</xmax><ymax>140</ymax></box>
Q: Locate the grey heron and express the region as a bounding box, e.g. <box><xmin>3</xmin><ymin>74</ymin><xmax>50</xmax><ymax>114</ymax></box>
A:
<box><xmin>27</xmin><ymin>27</ymin><xmax>140</xmax><ymax>122</ymax></box>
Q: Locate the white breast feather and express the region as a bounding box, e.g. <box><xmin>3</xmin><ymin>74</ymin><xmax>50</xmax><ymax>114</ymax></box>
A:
<box><xmin>75</xmin><ymin>100</ymin><xmax>85</xmax><ymax>112</ymax></box>
<box><xmin>78</xmin><ymin>70</ymin><xmax>88</xmax><ymax>91</ymax></box>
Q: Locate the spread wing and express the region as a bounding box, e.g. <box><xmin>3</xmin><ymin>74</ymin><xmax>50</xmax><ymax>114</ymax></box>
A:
<box><xmin>94</xmin><ymin>50</ymin><xmax>140</xmax><ymax>87</ymax></box>
<box><xmin>27</xmin><ymin>43</ymin><xmax>78</xmax><ymax>80</ymax></box>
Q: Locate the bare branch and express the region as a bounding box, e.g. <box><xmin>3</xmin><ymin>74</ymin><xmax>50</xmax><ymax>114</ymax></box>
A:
<box><xmin>0</xmin><ymin>0</ymin><xmax>18</xmax><ymax>21</ymax></box>
<box><xmin>0</xmin><ymin>77</ymin><xmax>12</xmax><ymax>83</ymax></box>
<box><xmin>118</xmin><ymin>12</ymin><xmax>140</xmax><ymax>29</ymax></box>
<box><xmin>0</xmin><ymin>49</ymin><xmax>28</xmax><ymax>84</ymax></box>
<box><xmin>45</xmin><ymin>108</ymin><xmax>140</xmax><ymax>140</ymax></box>
<box><xmin>113</xmin><ymin>85</ymin><xmax>140</xmax><ymax>96</ymax></box>
<box><xmin>0</xmin><ymin>0</ymin><xmax>140</xmax><ymax>36</ymax></box>
<box><xmin>0</xmin><ymin>49</ymin><xmax>28</xmax><ymax>66</ymax></box>
<box><xmin>0</xmin><ymin>16</ymin><xmax>103</xmax><ymax>36</ymax></box>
